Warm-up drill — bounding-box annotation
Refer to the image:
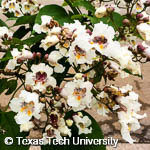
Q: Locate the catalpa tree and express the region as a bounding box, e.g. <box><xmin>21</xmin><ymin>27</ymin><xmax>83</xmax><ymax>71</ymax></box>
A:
<box><xmin>0</xmin><ymin>0</ymin><xmax>149</xmax><ymax>150</ymax></box>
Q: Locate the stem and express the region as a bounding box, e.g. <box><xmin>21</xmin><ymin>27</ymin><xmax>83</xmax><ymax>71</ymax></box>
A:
<box><xmin>0</xmin><ymin>70</ymin><xmax>25</xmax><ymax>79</ymax></box>
<box><xmin>65</xmin><ymin>0</ymin><xmax>80</xmax><ymax>14</ymax></box>
<box><xmin>0</xmin><ymin>49</ymin><xmax>7</xmax><ymax>52</ymax></box>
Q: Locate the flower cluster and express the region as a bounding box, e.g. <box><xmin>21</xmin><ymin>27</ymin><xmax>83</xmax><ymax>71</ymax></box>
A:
<box><xmin>0</xmin><ymin>0</ymin><xmax>41</xmax><ymax>17</ymax></box>
<box><xmin>0</xmin><ymin>16</ymin><xmax>145</xmax><ymax>143</ymax></box>
<box><xmin>0</xmin><ymin>0</ymin><xmax>149</xmax><ymax>146</ymax></box>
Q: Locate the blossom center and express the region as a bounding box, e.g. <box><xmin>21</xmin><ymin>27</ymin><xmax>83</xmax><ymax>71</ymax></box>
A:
<box><xmin>93</xmin><ymin>35</ymin><xmax>107</xmax><ymax>50</ymax></box>
<box><xmin>73</xmin><ymin>87</ymin><xmax>86</xmax><ymax>101</ymax></box>
<box><xmin>9</xmin><ymin>3</ymin><xmax>15</xmax><ymax>9</ymax></box>
<box><xmin>78</xmin><ymin>122</ymin><xmax>85</xmax><ymax>129</ymax></box>
<box><xmin>36</xmin><ymin>71</ymin><xmax>47</xmax><ymax>82</ymax></box>
<box><xmin>20</xmin><ymin>101</ymin><xmax>34</xmax><ymax>116</ymax></box>
<box><xmin>74</xmin><ymin>46</ymin><xmax>86</xmax><ymax>59</ymax></box>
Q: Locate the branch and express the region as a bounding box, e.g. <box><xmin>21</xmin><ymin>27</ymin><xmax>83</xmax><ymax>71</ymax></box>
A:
<box><xmin>0</xmin><ymin>70</ymin><xmax>25</xmax><ymax>78</ymax></box>
<box><xmin>0</xmin><ymin>48</ymin><xmax>7</xmax><ymax>52</ymax></box>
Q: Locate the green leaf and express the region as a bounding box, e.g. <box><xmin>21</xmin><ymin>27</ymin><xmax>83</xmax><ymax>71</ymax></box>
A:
<box><xmin>35</xmin><ymin>5</ymin><xmax>72</xmax><ymax>25</ymax></box>
<box><xmin>6</xmin><ymin>17</ymin><xmax>17</xmax><ymax>21</ymax></box>
<box><xmin>13</xmin><ymin>26</ymin><xmax>30</xmax><ymax>39</ymax></box>
<box><xmin>0</xmin><ymin>51</ymin><xmax>12</xmax><ymax>62</ymax></box>
<box><xmin>0</xmin><ymin>79</ymin><xmax>8</xmax><ymax>94</ymax></box>
<box><xmin>62</xmin><ymin>1</ymin><xmax>68</xmax><ymax>6</ymax></box>
<box><xmin>0</xmin><ymin>111</ymin><xmax>29</xmax><ymax>150</ymax></box>
<box><xmin>41</xmin><ymin>111</ymin><xmax>106</xmax><ymax>150</ymax></box>
<box><xmin>5</xmin><ymin>80</ymin><xmax>17</xmax><ymax>95</ymax></box>
<box><xmin>73</xmin><ymin>0</ymin><xmax>95</xmax><ymax>14</ymax></box>
<box><xmin>0</xmin><ymin>18</ymin><xmax>8</xmax><ymax>27</ymax></box>
<box><xmin>0</xmin><ymin>0</ymin><xmax>2</xmax><ymax>7</ymax></box>
<box><xmin>111</xmin><ymin>12</ymin><xmax>124</xmax><ymax>30</ymax></box>
<box><xmin>14</xmin><ymin>15</ymin><xmax>36</xmax><ymax>26</ymax></box>
<box><xmin>3</xmin><ymin>38</ymin><xmax>23</xmax><ymax>48</ymax></box>
<box><xmin>23</xmin><ymin>34</ymin><xmax>45</xmax><ymax>46</ymax></box>
<box><xmin>0</xmin><ymin>51</ymin><xmax>12</xmax><ymax>69</ymax></box>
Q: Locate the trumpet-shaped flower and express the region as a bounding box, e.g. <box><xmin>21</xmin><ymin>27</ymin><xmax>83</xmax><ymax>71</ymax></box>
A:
<box><xmin>68</xmin><ymin>33</ymin><xmax>96</xmax><ymax>65</ymax></box>
<box><xmin>9</xmin><ymin>90</ymin><xmax>44</xmax><ymax>124</ymax></box>
<box><xmin>25</xmin><ymin>63</ymin><xmax>56</xmax><ymax>93</ymax></box>
<box><xmin>33</xmin><ymin>15</ymin><xmax>53</xmax><ymax>34</ymax></box>
<box><xmin>48</xmin><ymin>51</ymin><xmax>65</xmax><ymax>73</ymax></box>
<box><xmin>73</xmin><ymin>114</ymin><xmax>92</xmax><ymax>135</ymax></box>
<box><xmin>61</xmin><ymin>79</ymin><xmax>93</xmax><ymax>111</ymax></box>
<box><xmin>91</xmin><ymin>22</ymin><xmax>115</xmax><ymax>52</ymax></box>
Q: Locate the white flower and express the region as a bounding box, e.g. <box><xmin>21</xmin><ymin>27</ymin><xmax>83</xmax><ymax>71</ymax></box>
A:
<box><xmin>92</xmin><ymin>91</ymin><xmax>110</xmax><ymax>116</ymax></box>
<box><xmin>133</xmin><ymin>0</ymin><xmax>146</xmax><ymax>12</ymax></box>
<box><xmin>116</xmin><ymin>85</ymin><xmax>147</xmax><ymax>144</ymax></box>
<box><xmin>0</xmin><ymin>26</ymin><xmax>13</xmax><ymax>39</ymax></box>
<box><xmin>104</xmin><ymin>42</ymin><xmax>141</xmax><ymax>76</ymax></box>
<box><xmin>6</xmin><ymin>48</ymin><xmax>21</xmax><ymax>70</ymax></box>
<box><xmin>92</xmin><ymin>97</ymin><xmax>109</xmax><ymax>117</ymax></box>
<box><xmin>21</xmin><ymin>49</ymin><xmax>33</xmax><ymax>60</ymax></box>
<box><xmin>5</xmin><ymin>0</ymin><xmax>19</xmax><ymax>12</ymax></box>
<box><xmin>33</xmin><ymin>15</ymin><xmax>53</xmax><ymax>34</ymax></box>
<box><xmin>3</xmin><ymin>0</ymin><xmax>23</xmax><ymax>17</ymax></box>
<box><xmin>73</xmin><ymin>115</ymin><xmax>92</xmax><ymax>135</ymax></box>
<box><xmin>21</xmin><ymin>2</ymin><xmax>34</xmax><ymax>14</ymax></box>
<box><xmin>58</xmin><ymin>118</ymin><xmax>71</xmax><ymax>137</ymax></box>
<box><xmin>136</xmin><ymin>23</ymin><xmax>150</xmax><ymax>41</ymax></box>
<box><xmin>61</xmin><ymin>80</ymin><xmax>93</xmax><ymax>111</ymax></box>
<box><xmin>48</xmin><ymin>27</ymin><xmax>61</xmax><ymax>35</ymax></box>
<box><xmin>95</xmin><ymin>6</ymin><xmax>107</xmax><ymax>18</ymax></box>
<box><xmin>91</xmin><ymin>22</ymin><xmax>115</xmax><ymax>52</ymax></box>
<box><xmin>21</xmin><ymin>0</ymin><xmax>39</xmax><ymax>15</ymax></box>
<box><xmin>48</xmin><ymin>51</ymin><xmax>65</xmax><ymax>73</ymax></box>
<box><xmin>109</xmin><ymin>61</ymin><xmax>129</xmax><ymax>78</ymax></box>
<box><xmin>40</xmin><ymin>35</ymin><xmax>59</xmax><ymax>51</ymax></box>
<box><xmin>9</xmin><ymin>90</ymin><xmax>44</xmax><ymax>124</ymax></box>
<box><xmin>68</xmin><ymin>33</ymin><xmax>96</xmax><ymax>65</ymax></box>
<box><xmin>6</xmin><ymin>48</ymin><xmax>33</xmax><ymax>70</ymax></box>
<box><xmin>117</xmin><ymin>90</ymin><xmax>142</xmax><ymax>112</ymax></box>
<box><xmin>118</xmin><ymin>111</ymin><xmax>146</xmax><ymax>144</ymax></box>
<box><xmin>63</xmin><ymin>20</ymin><xmax>86</xmax><ymax>36</ymax></box>
<box><xmin>20</xmin><ymin>121</ymin><xmax>34</xmax><ymax>132</ymax></box>
<box><xmin>25</xmin><ymin>63</ymin><xmax>56</xmax><ymax>93</ymax></box>
<box><xmin>42</xmin><ymin>124</ymin><xmax>63</xmax><ymax>145</ymax></box>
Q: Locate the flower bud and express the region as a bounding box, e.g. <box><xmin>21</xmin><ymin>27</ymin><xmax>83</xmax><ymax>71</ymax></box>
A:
<box><xmin>54</xmin><ymin>86</ymin><xmax>62</xmax><ymax>94</ymax></box>
<box><xmin>36</xmin><ymin>52</ymin><xmax>41</xmax><ymax>58</ymax></box>
<box><xmin>106</xmin><ymin>6</ymin><xmax>114</xmax><ymax>13</ymax></box>
<box><xmin>128</xmin><ymin>46</ymin><xmax>133</xmax><ymax>51</ymax></box>
<box><xmin>144</xmin><ymin>0</ymin><xmax>150</xmax><ymax>7</ymax></box>
<box><xmin>40</xmin><ymin>97</ymin><xmax>47</xmax><ymax>103</ymax></box>
<box><xmin>136</xmin><ymin>13</ymin><xmax>143</xmax><ymax>20</ymax></box>
<box><xmin>4</xmin><ymin>34</ymin><xmax>8</xmax><ymax>39</ymax></box>
<box><xmin>95</xmin><ymin>6</ymin><xmax>107</xmax><ymax>18</ymax></box>
<box><xmin>137</xmin><ymin>44</ymin><xmax>145</xmax><ymax>52</ymax></box>
<box><xmin>74</xmin><ymin>73</ymin><xmax>83</xmax><ymax>80</ymax></box>
<box><xmin>32</xmin><ymin>52</ymin><xmax>37</xmax><ymax>59</ymax></box>
<box><xmin>122</xmin><ymin>19</ymin><xmax>130</xmax><ymax>26</ymax></box>
<box><xmin>44</xmin><ymin>54</ymin><xmax>49</xmax><ymax>60</ymax></box>
<box><xmin>55</xmin><ymin>95</ymin><xmax>61</xmax><ymax>101</ymax></box>
<box><xmin>66</xmin><ymin>119</ymin><xmax>73</xmax><ymax>127</ymax></box>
